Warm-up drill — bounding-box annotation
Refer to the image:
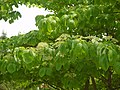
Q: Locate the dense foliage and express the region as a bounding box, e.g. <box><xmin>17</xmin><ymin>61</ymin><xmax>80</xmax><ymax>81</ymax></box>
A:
<box><xmin>0</xmin><ymin>0</ymin><xmax>120</xmax><ymax>90</ymax></box>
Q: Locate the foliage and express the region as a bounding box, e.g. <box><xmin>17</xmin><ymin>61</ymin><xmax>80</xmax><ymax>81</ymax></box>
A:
<box><xmin>0</xmin><ymin>0</ymin><xmax>120</xmax><ymax>90</ymax></box>
<box><xmin>0</xmin><ymin>31</ymin><xmax>7</xmax><ymax>39</ymax></box>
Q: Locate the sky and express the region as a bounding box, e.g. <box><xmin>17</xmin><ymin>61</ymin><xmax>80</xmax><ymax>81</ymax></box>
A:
<box><xmin>0</xmin><ymin>5</ymin><xmax>52</xmax><ymax>37</ymax></box>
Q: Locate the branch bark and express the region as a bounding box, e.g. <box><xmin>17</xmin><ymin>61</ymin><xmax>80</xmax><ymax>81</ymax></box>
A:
<box><xmin>84</xmin><ymin>78</ymin><xmax>89</xmax><ymax>90</ymax></box>
<box><xmin>107</xmin><ymin>67</ymin><xmax>113</xmax><ymax>90</ymax></box>
<box><xmin>91</xmin><ymin>76</ymin><xmax>97</xmax><ymax>90</ymax></box>
<box><xmin>99</xmin><ymin>75</ymin><xmax>108</xmax><ymax>85</ymax></box>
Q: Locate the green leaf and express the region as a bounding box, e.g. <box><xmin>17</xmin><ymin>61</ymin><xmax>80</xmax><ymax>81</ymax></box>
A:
<box><xmin>73</xmin><ymin>43</ymin><xmax>82</xmax><ymax>58</ymax></box>
<box><xmin>7</xmin><ymin>63</ymin><xmax>16</xmax><ymax>74</ymax></box>
<box><xmin>61</xmin><ymin>14</ymin><xmax>69</xmax><ymax>20</ymax></box>
<box><xmin>22</xmin><ymin>50</ymin><xmax>35</xmax><ymax>64</ymax></box>
<box><xmin>68</xmin><ymin>19</ymin><xmax>75</xmax><ymax>27</ymax></box>
<box><xmin>82</xmin><ymin>41</ymin><xmax>88</xmax><ymax>55</ymax></box>
<box><xmin>63</xmin><ymin>62</ymin><xmax>70</xmax><ymax>70</ymax></box>
<box><xmin>79</xmin><ymin>21</ymin><xmax>85</xmax><ymax>29</ymax></box>
<box><xmin>108</xmin><ymin>49</ymin><xmax>113</xmax><ymax>62</ymax></box>
<box><xmin>56</xmin><ymin>60</ymin><xmax>62</xmax><ymax>71</ymax></box>
<box><xmin>97</xmin><ymin>43</ymin><xmax>105</xmax><ymax>56</ymax></box>
<box><xmin>59</xmin><ymin>43</ymin><xmax>66</xmax><ymax>55</ymax></box>
<box><xmin>99</xmin><ymin>54</ymin><xmax>109</xmax><ymax>71</ymax></box>
<box><xmin>39</xmin><ymin>68</ymin><xmax>46</xmax><ymax>77</ymax></box>
<box><xmin>46</xmin><ymin>68</ymin><xmax>52</xmax><ymax>76</ymax></box>
<box><xmin>94</xmin><ymin>0</ymin><xmax>101</xmax><ymax>5</ymax></box>
<box><xmin>89</xmin><ymin>44</ymin><xmax>97</xmax><ymax>59</ymax></box>
<box><xmin>0</xmin><ymin>61</ymin><xmax>2</xmax><ymax>71</ymax></box>
<box><xmin>25</xmin><ymin>63</ymin><xmax>34</xmax><ymax>70</ymax></box>
<box><xmin>113</xmin><ymin>62</ymin><xmax>120</xmax><ymax>75</ymax></box>
<box><xmin>9</xmin><ymin>19</ymin><xmax>14</xmax><ymax>24</ymax></box>
<box><xmin>92</xmin><ymin>6</ymin><xmax>99</xmax><ymax>17</ymax></box>
<box><xmin>0</xmin><ymin>61</ymin><xmax>7</xmax><ymax>74</ymax></box>
<box><xmin>35</xmin><ymin>15</ymin><xmax>44</xmax><ymax>24</ymax></box>
<box><xmin>107</xmin><ymin>47</ymin><xmax>118</xmax><ymax>66</ymax></box>
<box><xmin>15</xmin><ymin>47</ymin><xmax>25</xmax><ymax>60</ymax></box>
<box><xmin>71</xmin><ymin>40</ymin><xmax>78</xmax><ymax>49</ymax></box>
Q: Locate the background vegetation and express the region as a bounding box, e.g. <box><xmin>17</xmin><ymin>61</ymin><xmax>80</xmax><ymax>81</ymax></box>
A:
<box><xmin>0</xmin><ymin>0</ymin><xmax>120</xmax><ymax>90</ymax></box>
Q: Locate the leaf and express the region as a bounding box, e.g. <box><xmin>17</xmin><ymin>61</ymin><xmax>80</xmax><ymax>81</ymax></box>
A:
<box><xmin>73</xmin><ymin>43</ymin><xmax>82</xmax><ymax>58</ymax></box>
<box><xmin>62</xmin><ymin>78</ymin><xmax>69</xmax><ymax>88</ymax></box>
<box><xmin>7</xmin><ymin>63</ymin><xmax>16</xmax><ymax>74</ymax></box>
<box><xmin>108</xmin><ymin>49</ymin><xmax>113</xmax><ymax>62</ymax></box>
<box><xmin>89</xmin><ymin>44</ymin><xmax>97</xmax><ymax>59</ymax></box>
<box><xmin>92</xmin><ymin>6</ymin><xmax>99</xmax><ymax>17</ymax></box>
<box><xmin>68</xmin><ymin>19</ymin><xmax>75</xmax><ymax>27</ymax></box>
<box><xmin>25</xmin><ymin>63</ymin><xmax>34</xmax><ymax>70</ymax></box>
<box><xmin>82</xmin><ymin>41</ymin><xmax>88</xmax><ymax>55</ymax></box>
<box><xmin>107</xmin><ymin>47</ymin><xmax>118</xmax><ymax>66</ymax></box>
<box><xmin>71</xmin><ymin>40</ymin><xmax>78</xmax><ymax>49</ymax></box>
<box><xmin>56</xmin><ymin>60</ymin><xmax>62</xmax><ymax>71</ymax></box>
<box><xmin>22</xmin><ymin>50</ymin><xmax>34</xmax><ymax>64</ymax></box>
<box><xmin>99</xmin><ymin>54</ymin><xmax>109</xmax><ymax>71</ymax></box>
<box><xmin>76</xmin><ymin>62</ymin><xmax>84</xmax><ymax>72</ymax></box>
<box><xmin>9</xmin><ymin>19</ymin><xmax>14</xmax><ymax>24</ymax></box>
<box><xmin>16</xmin><ymin>11</ymin><xmax>22</xmax><ymax>18</ymax></box>
<box><xmin>35</xmin><ymin>15</ymin><xmax>44</xmax><ymax>25</ymax></box>
<box><xmin>46</xmin><ymin>68</ymin><xmax>52</xmax><ymax>76</ymax></box>
<box><xmin>97</xmin><ymin>43</ymin><xmax>105</xmax><ymax>56</ymax></box>
<box><xmin>39</xmin><ymin>68</ymin><xmax>46</xmax><ymax>77</ymax></box>
<box><xmin>79</xmin><ymin>20</ymin><xmax>85</xmax><ymax>29</ymax></box>
<box><xmin>113</xmin><ymin>62</ymin><xmax>120</xmax><ymax>75</ymax></box>
<box><xmin>63</xmin><ymin>62</ymin><xmax>70</xmax><ymax>70</ymax></box>
<box><xmin>0</xmin><ymin>61</ymin><xmax>2</xmax><ymax>71</ymax></box>
<box><xmin>59</xmin><ymin>43</ymin><xmax>66</xmax><ymax>55</ymax></box>
<box><xmin>0</xmin><ymin>61</ymin><xmax>7</xmax><ymax>74</ymax></box>
<box><xmin>61</xmin><ymin>14</ymin><xmax>69</xmax><ymax>20</ymax></box>
<box><xmin>94</xmin><ymin>0</ymin><xmax>101</xmax><ymax>5</ymax></box>
<box><xmin>15</xmin><ymin>47</ymin><xmax>25</xmax><ymax>60</ymax></box>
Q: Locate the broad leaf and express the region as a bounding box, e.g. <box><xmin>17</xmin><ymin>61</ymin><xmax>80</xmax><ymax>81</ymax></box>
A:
<box><xmin>0</xmin><ymin>61</ymin><xmax>7</xmax><ymax>74</ymax></box>
<box><xmin>113</xmin><ymin>62</ymin><xmax>120</xmax><ymax>75</ymax></box>
<box><xmin>22</xmin><ymin>50</ymin><xmax>35</xmax><ymax>64</ymax></box>
<box><xmin>46</xmin><ymin>68</ymin><xmax>52</xmax><ymax>76</ymax></box>
<box><xmin>7</xmin><ymin>63</ymin><xmax>16</xmax><ymax>74</ymax></box>
<box><xmin>39</xmin><ymin>68</ymin><xmax>46</xmax><ymax>77</ymax></box>
<box><xmin>99</xmin><ymin>54</ymin><xmax>109</xmax><ymax>71</ymax></box>
<box><xmin>56</xmin><ymin>60</ymin><xmax>63</xmax><ymax>71</ymax></box>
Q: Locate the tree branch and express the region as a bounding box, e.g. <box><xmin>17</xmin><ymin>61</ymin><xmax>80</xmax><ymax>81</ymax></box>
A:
<box><xmin>107</xmin><ymin>67</ymin><xmax>113</xmax><ymax>90</ymax></box>
<box><xmin>84</xmin><ymin>78</ymin><xmax>89</xmax><ymax>90</ymax></box>
<box><xmin>99</xmin><ymin>75</ymin><xmax>108</xmax><ymax>85</ymax></box>
<box><xmin>91</xmin><ymin>76</ymin><xmax>97</xmax><ymax>90</ymax></box>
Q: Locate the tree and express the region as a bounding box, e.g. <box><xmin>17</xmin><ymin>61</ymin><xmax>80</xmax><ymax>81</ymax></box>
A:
<box><xmin>0</xmin><ymin>0</ymin><xmax>120</xmax><ymax>90</ymax></box>
<box><xmin>0</xmin><ymin>30</ymin><xmax>7</xmax><ymax>39</ymax></box>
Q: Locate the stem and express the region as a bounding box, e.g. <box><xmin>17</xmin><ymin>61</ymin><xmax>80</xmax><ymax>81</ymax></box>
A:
<box><xmin>43</xmin><ymin>79</ymin><xmax>64</xmax><ymax>90</ymax></box>
<box><xmin>84</xmin><ymin>78</ymin><xmax>89</xmax><ymax>90</ymax></box>
<box><xmin>99</xmin><ymin>75</ymin><xmax>107</xmax><ymax>85</ymax></box>
<box><xmin>91</xmin><ymin>76</ymin><xmax>97</xmax><ymax>90</ymax></box>
<box><xmin>49</xmin><ymin>85</ymin><xmax>60</xmax><ymax>90</ymax></box>
<box><xmin>107</xmin><ymin>67</ymin><xmax>113</xmax><ymax>90</ymax></box>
